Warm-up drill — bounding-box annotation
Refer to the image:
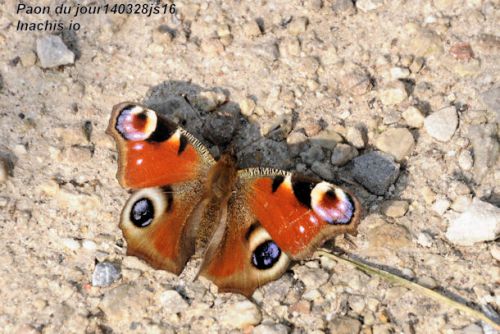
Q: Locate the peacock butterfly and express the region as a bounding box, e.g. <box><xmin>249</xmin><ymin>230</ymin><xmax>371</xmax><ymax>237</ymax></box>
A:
<box><xmin>107</xmin><ymin>102</ymin><xmax>362</xmax><ymax>297</ymax></box>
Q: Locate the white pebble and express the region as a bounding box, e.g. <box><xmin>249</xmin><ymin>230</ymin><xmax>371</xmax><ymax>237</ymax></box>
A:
<box><xmin>446</xmin><ymin>198</ymin><xmax>500</xmax><ymax>245</ymax></box>
<box><xmin>62</xmin><ymin>238</ymin><xmax>81</xmax><ymax>251</ymax></box>
<box><xmin>432</xmin><ymin>198</ymin><xmax>450</xmax><ymax>216</ymax></box>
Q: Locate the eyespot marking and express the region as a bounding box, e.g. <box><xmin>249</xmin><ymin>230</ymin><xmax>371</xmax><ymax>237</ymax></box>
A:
<box><xmin>130</xmin><ymin>198</ymin><xmax>154</xmax><ymax>228</ymax></box>
<box><xmin>251</xmin><ymin>240</ymin><xmax>282</xmax><ymax>270</ymax></box>
<box><xmin>115</xmin><ymin>105</ymin><xmax>157</xmax><ymax>141</ymax></box>
<box><xmin>291</xmin><ymin>175</ymin><xmax>318</xmax><ymax>208</ymax></box>
<box><xmin>147</xmin><ymin>115</ymin><xmax>177</xmax><ymax>143</ymax></box>
<box><xmin>178</xmin><ymin>134</ymin><xmax>188</xmax><ymax>155</ymax></box>
<box><xmin>311</xmin><ymin>182</ymin><xmax>355</xmax><ymax>225</ymax></box>
<box><xmin>271</xmin><ymin>175</ymin><xmax>284</xmax><ymax>193</ymax></box>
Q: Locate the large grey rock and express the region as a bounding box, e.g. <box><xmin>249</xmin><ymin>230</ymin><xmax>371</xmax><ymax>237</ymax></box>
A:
<box><xmin>36</xmin><ymin>35</ymin><xmax>75</xmax><ymax>68</ymax></box>
<box><xmin>446</xmin><ymin>198</ymin><xmax>500</xmax><ymax>246</ymax></box>
<box><xmin>468</xmin><ymin>124</ymin><xmax>499</xmax><ymax>181</ymax></box>
<box><xmin>424</xmin><ymin>106</ymin><xmax>458</xmax><ymax>142</ymax></box>
<box><xmin>352</xmin><ymin>152</ymin><xmax>400</xmax><ymax>195</ymax></box>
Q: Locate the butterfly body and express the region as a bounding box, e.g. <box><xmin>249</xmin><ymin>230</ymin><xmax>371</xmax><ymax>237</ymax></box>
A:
<box><xmin>107</xmin><ymin>102</ymin><xmax>361</xmax><ymax>297</ymax></box>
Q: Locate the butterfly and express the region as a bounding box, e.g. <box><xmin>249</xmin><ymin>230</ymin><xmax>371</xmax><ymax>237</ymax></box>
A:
<box><xmin>107</xmin><ymin>102</ymin><xmax>362</xmax><ymax>297</ymax></box>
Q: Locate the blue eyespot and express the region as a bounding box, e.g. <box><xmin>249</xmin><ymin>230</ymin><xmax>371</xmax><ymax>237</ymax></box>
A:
<box><xmin>130</xmin><ymin>198</ymin><xmax>154</xmax><ymax>228</ymax></box>
<box><xmin>251</xmin><ymin>240</ymin><xmax>281</xmax><ymax>270</ymax></box>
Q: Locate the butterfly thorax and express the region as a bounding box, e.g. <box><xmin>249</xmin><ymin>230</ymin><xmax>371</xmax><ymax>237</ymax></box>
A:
<box><xmin>205</xmin><ymin>153</ymin><xmax>238</xmax><ymax>200</ymax></box>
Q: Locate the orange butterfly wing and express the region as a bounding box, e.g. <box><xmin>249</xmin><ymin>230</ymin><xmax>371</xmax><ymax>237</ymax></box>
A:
<box><xmin>108</xmin><ymin>103</ymin><xmax>214</xmax><ymax>274</ymax></box>
<box><xmin>199</xmin><ymin>169</ymin><xmax>361</xmax><ymax>296</ymax></box>
<box><xmin>107</xmin><ymin>102</ymin><xmax>214</xmax><ymax>189</ymax></box>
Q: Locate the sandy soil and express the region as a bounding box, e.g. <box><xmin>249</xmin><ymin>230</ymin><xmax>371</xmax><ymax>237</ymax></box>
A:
<box><xmin>0</xmin><ymin>0</ymin><xmax>499</xmax><ymax>333</ymax></box>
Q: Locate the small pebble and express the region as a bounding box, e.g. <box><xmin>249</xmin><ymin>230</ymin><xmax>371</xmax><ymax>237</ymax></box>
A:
<box><xmin>253</xmin><ymin>323</ymin><xmax>289</xmax><ymax>334</ymax></box>
<box><xmin>288</xmin><ymin>17</ymin><xmax>308</xmax><ymax>36</ymax></box>
<box><xmin>449</xmin><ymin>42</ymin><xmax>474</xmax><ymax>61</ymax></box>
<box><xmin>282</xmin><ymin>36</ymin><xmax>302</xmax><ymax>57</ymax></box>
<box><xmin>352</xmin><ymin>152</ymin><xmax>400</xmax><ymax>195</ymax></box>
<box><xmin>346</xmin><ymin>126</ymin><xmax>367</xmax><ymax>149</ymax></box>
<box><xmin>301</xmin><ymin>117</ymin><xmax>323</xmax><ymax>137</ymax></box>
<box><xmin>331</xmin><ymin>143</ymin><xmax>358</xmax><ymax>166</ymax></box>
<box><xmin>451</xmin><ymin>195</ymin><xmax>472</xmax><ymax>212</ymax></box>
<box><xmin>340</xmin><ymin>70</ymin><xmax>372</xmax><ymax>96</ymax></box>
<box><xmin>374</xmin><ymin>128</ymin><xmax>415</xmax><ymax>161</ymax></box>
<box><xmin>417</xmin><ymin>276</ymin><xmax>438</xmax><ymax>289</ymax></box>
<box><xmin>332</xmin><ymin>0</ymin><xmax>356</xmax><ymax>15</ymax></box>
<box><xmin>456</xmin><ymin>323</ymin><xmax>483</xmax><ymax>334</ymax></box>
<box><xmin>243</xmin><ymin>20</ymin><xmax>262</xmax><ymax>38</ymax></box>
<box><xmin>220</xmin><ymin>300</ymin><xmax>262</xmax><ymax>328</ymax></box>
<box><xmin>20</xmin><ymin>50</ymin><xmax>37</xmax><ymax>67</ymax></box>
<box><xmin>410</xmin><ymin>57</ymin><xmax>425</xmax><ymax>73</ymax></box>
<box><xmin>432</xmin><ymin>197</ymin><xmax>451</xmax><ymax>216</ymax></box>
<box><xmin>240</xmin><ymin>98</ymin><xmax>256</xmax><ymax>116</ymax></box>
<box><xmin>458</xmin><ymin>150</ymin><xmax>473</xmax><ymax>171</ymax></box>
<box><xmin>383</xmin><ymin>109</ymin><xmax>401</xmax><ymax>125</ymax></box>
<box><xmin>328</xmin><ymin>316</ymin><xmax>362</xmax><ymax>334</ymax></box>
<box><xmin>349</xmin><ymin>295</ymin><xmax>366</xmax><ymax>313</ymax></box>
<box><xmin>159</xmin><ymin>290</ymin><xmax>189</xmax><ymax>313</ymax></box>
<box><xmin>296</xmin><ymin>267</ymin><xmax>330</xmax><ymax>288</ymax></box>
<box><xmin>402</xmin><ymin>106</ymin><xmax>425</xmax><ymax>128</ymax></box>
<box><xmin>302</xmin><ymin>289</ymin><xmax>322</xmax><ymax>301</ymax></box>
<box><xmin>356</xmin><ymin>0</ymin><xmax>384</xmax><ymax>12</ymax></box>
<box><xmin>424</xmin><ymin>106</ymin><xmax>458</xmax><ymax>142</ymax></box>
<box><xmin>36</xmin><ymin>35</ymin><xmax>75</xmax><ymax>68</ymax></box>
<box><xmin>408</xmin><ymin>30</ymin><xmax>444</xmax><ymax>57</ymax></box>
<box><xmin>379</xmin><ymin>81</ymin><xmax>408</xmax><ymax>105</ymax></box>
<box><xmin>82</xmin><ymin>239</ymin><xmax>97</xmax><ymax>251</ymax></box>
<box><xmin>421</xmin><ymin>186</ymin><xmax>437</xmax><ymax>204</ymax></box>
<box><xmin>62</xmin><ymin>238</ymin><xmax>80</xmax><ymax>251</ymax></box>
<box><xmin>417</xmin><ymin>232</ymin><xmax>433</xmax><ymax>247</ymax></box>
<box><xmin>390</xmin><ymin>67</ymin><xmax>411</xmax><ymax>79</ymax></box>
<box><xmin>92</xmin><ymin>262</ymin><xmax>121</xmax><ymax>287</ymax></box>
<box><xmin>367</xmin><ymin>223</ymin><xmax>412</xmax><ymax>249</ymax></box>
<box><xmin>381</xmin><ymin>200</ymin><xmax>409</xmax><ymax>217</ymax></box>
<box><xmin>446</xmin><ymin>198</ymin><xmax>500</xmax><ymax>246</ymax></box>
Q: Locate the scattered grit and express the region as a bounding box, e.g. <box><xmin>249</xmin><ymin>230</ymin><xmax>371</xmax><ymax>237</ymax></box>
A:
<box><xmin>0</xmin><ymin>1</ymin><xmax>499</xmax><ymax>333</ymax></box>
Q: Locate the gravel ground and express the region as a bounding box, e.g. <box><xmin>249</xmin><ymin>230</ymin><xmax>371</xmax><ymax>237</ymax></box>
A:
<box><xmin>0</xmin><ymin>0</ymin><xmax>499</xmax><ymax>333</ymax></box>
